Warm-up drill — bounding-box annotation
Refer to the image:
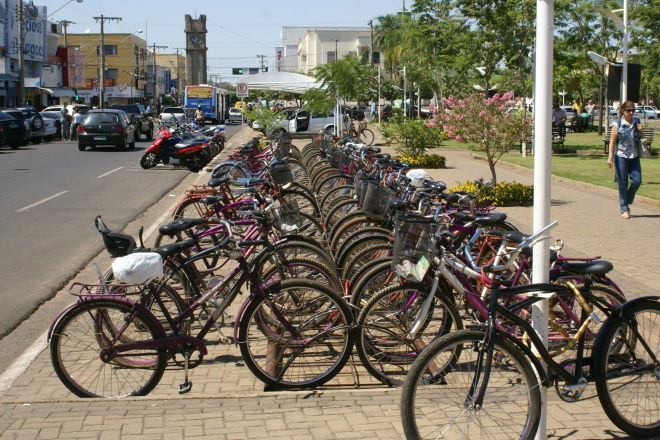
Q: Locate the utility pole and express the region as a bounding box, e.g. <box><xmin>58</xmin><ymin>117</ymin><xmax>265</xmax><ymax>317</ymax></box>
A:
<box><xmin>59</xmin><ymin>20</ymin><xmax>75</xmax><ymax>47</ymax></box>
<box><xmin>172</xmin><ymin>47</ymin><xmax>184</xmax><ymax>104</ymax></box>
<box><xmin>17</xmin><ymin>0</ymin><xmax>25</xmax><ymax>106</ymax></box>
<box><xmin>368</xmin><ymin>20</ymin><xmax>373</xmax><ymax>65</ymax></box>
<box><xmin>257</xmin><ymin>54</ymin><xmax>267</xmax><ymax>72</ymax></box>
<box><xmin>93</xmin><ymin>15</ymin><xmax>122</xmax><ymax>109</ymax></box>
<box><xmin>151</xmin><ymin>43</ymin><xmax>168</xmax><ymax>104</ymax></box>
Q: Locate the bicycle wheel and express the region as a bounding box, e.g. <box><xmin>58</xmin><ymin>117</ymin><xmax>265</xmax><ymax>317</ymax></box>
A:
<box><xmin>341</xmin><ymin>242</ymin><xmax>394</xmax><ymax>282</ymax></box>
<box><xmin>595</xmin><ymin>299</ymin><xmax>660</xmax><ymax>438</ymax></box>
<box><xmin>401</xmin><ymin>329</ymin><xmax>541</xmax><ymax>440</ymax></box>
<box><xmin>238</xmin><ymin>279</ymin><xmax>354</xmax><ymax>389</ymax></box>
<box><xmin>259</xmin><ymin>257</ymin><xmax>341</xmax><ymax>291</ymax></box>
<box><xmin>356</xmin><ymin>282</ymin><xmax>462</xmax><ymax>386</ymax></box>
<box><xmin>314</xmin><ymin>173</ymin><xmax>351</xmax><ymax>199</ymax></box>
<box><xmin>320</xmin><ymin>185</ymin><xmax>356</xmax><ymax>215</ymax></box>
<box><xmin>324</xmin><ymin>198</ymin><xmax>361</xmax><ymax>230</ymax></box>
<box><xmin>359</xmin><ymin>128</ymin><xmax>375</xmax><ymax>146</ymax></box>
<box><xmin>281</xmin><ymin>189</ymin><xmax>321</xmax><ymax>219</ymax></box>
<box><xmin>348</xmin><ymin>258</ymin><xmax>397</xmax><ymax>309</ymax></box>
<box><xmin>50</xmin><ymin>299</ymin><xmax>167</xmax><ymax>398</ymax></box>
<box><xmin>213</xmin><ymin>163</ymin><xmax>248</xmax><ymax>182</ymax></box>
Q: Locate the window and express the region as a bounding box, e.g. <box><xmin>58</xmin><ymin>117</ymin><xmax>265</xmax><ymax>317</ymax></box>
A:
<box><xmin>348</xmin><ymin>51</ymin><xmax>357</xmax><ymax>58</ymax></box>
<box><xmin>85</xmin><ymin>113</ymin><xmax>119</xmax><ymax>124</ymax></box>
<box><xmin>372</xmin><ymin>51</ymin><xmax>381</xmax><ymax>64</ymax></box>
<box><xmin>301</xmin><ymin>54</ymin><xmax>307</xmax><ymax>62</ymax></box>
<box><xmin>106</xmin><ymin>69</ymin><xmax>118</xmax><ymax>79</ymax></box>
<box><xmin>97</xmin><ymin>45</ymin><xmax>117</xmax><ymax>56</ymax></box>
<box><xmin>327</xmin><ymin>51</ymin><xmax>336</xmax><ymax>63</ymax></box>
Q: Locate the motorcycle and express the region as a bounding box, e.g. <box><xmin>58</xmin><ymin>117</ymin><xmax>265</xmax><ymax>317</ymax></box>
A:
<box><xmin>140</xmin><ymin>126</ymin><xmax>223</xmax><ymax>172</ymax></box>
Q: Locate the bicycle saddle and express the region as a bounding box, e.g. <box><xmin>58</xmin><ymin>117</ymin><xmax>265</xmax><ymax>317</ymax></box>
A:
<box><xmin>153</xmin><ymin>238</ymin><xmax>197</xmax><ymax>258</ymax></box>
<box><xmin>207</xmin><ymin>176</ymin><xmax>231</xmax><ymax>187</ymax></box>
<box><xmin>559</xmin><ymin>261</ymin><xmax>613</xmax><ymax>276</ymax></box>
<box><xmin>199</xmin><ymin>195</ymin><xmax>228</xmax><ymax>206</ymax></box>
<box><xmin>158</xmin><ymin>218</ymin><xmax>207</xmax><ymax>236</ymax></box>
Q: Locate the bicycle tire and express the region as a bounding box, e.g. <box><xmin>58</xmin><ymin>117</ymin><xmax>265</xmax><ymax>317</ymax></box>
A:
<box><xmin>281</xmin><ymin>189</ymin><xmax>321</xmax><ymax>219</ymax></box>
<box><xmin>259</xmin><ymin>257</ymin><xmax>341</xmax><ymax>293</ymax></box>
<box><xmin>238</xmin><ymin>279</ymin><xmax>354</xmax><ymax>389</ymax></box>
<box><xmin>213</xmin><ymin>163</ymin><xmax>248</xmax><ymax>182</ymax></box>
<box><xmin>50</xmin><ymin>299</ymin><xmax>167</xmax><ymax>398</ymax></box>
<box><xmin>334</xmin><ymin>227</ymin><xmax>391</xmax><ymax>269</ymax></box>
<box><xmin>356</xmin><ymin>282</ymin><xmax>462</xmax><ymax>386</ymax></box>
<box><xmin>341</xmin><ymin>242</ymin><xmax>394</xmax><ymax>282</ymax></box>
<box><xmin>320</xmin><ymin>185</ymin><xmax>356</xmax><ymax>215</ymax></box>
<box><xmin>400</xmin><ymin>329</ymin><xmax>541</xmax><ymax>440</ymax></box>
<box><xmin>359</xmin><ymin>128</ymin><xmax>375</xmax><ymax>146</ymax></box>
<box><xmin>595</xmin><ymin>299</ymin><xmax>660</xmax><ymax>438</ymax></box>
<box><xmin>314</xmin><ymin>174</ymin><xmax>352</xmax><ymax>198</ymax></box>
<box><xmin>348</xmin><ymin>258</ymin><xmax>397</xmax><ymax>309</ymax></box>
<box><xmin>252</xmin><ymin>239</ymin><xmax>339</xmax><ymax>280</ymax></box>
<box><xmin>330</xmin><ymin>216</ymin><xmax>383</xmax><ymax>254</ymax></box>
<box><xmin>323</xmin><ymin>199</ymin><xmax>361</xmax><ymax>230</ymax></box>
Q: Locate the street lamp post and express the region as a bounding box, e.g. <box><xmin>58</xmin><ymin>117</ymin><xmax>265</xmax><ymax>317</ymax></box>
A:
<box><xmin>588</xmin><ymin>51</ymin><xmax>608</xmax><ymax>136</ymax></box>
<box><xmin>595</xmin><ymin>5</ymin><xmax>628</xmax><ymax>102</ymax></box>
<box><xmin>93</xmin><ymin>15</ymin><xmax>122</xmax><ymax>109</ymax></box>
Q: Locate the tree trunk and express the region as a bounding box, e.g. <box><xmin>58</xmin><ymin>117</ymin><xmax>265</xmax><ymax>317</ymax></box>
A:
<box><xmin>488</xmin><ymin>156</ymin><xmax>498</xmax><ymax>185</ymax></box>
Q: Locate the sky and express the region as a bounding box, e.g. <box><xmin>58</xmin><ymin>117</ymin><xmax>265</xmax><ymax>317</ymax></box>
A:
<box><xmin>39</xmin><ymin>0</ymin><xmax>408</xmax><ymax>82</ymax></box>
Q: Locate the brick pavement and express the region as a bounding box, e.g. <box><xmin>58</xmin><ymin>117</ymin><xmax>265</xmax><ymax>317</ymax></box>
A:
<box><xmin>0</xmin><ymin>126</ymin><xmax>657</xmax><ymax>439</ymax></box>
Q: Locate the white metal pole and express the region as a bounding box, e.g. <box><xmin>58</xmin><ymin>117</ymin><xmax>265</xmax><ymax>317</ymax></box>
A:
<box><xmin>241</xmin><ymin>97</ymin><xmax>244</xmax><ymax>144</ymax></box>
<box><xmin>532</xmin><ymin>0</ymin><xmax>554</xmax><ymax>438</ymax></box>
<box><xmin>378</xmin><ymin>65</ymin><xmax>381</xmax><ymax>125</ymax></box>
<box><xmin>621</xmin><ymin>0</ymin><xmax>628</xmax><ymax>103</ymax></box>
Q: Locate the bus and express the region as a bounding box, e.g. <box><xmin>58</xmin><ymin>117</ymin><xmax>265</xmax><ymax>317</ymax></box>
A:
<box><xmin>184</xmin><ymin>85</ymin><xmax>229</xmax><ymax>124</ymax></box>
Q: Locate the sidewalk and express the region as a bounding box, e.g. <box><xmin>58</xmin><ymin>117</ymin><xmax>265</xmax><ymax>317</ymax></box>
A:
<box><xmin>0</xmin><ymin>126</ymin><xmax>657</xmax><ymax>439</ymax></box>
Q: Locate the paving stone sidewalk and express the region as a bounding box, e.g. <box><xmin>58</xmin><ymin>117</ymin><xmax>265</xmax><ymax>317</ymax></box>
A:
<box><xmin>0</xmin><ymin>126</ymin><xmax>656</xmax><ymax>439</ymax></box>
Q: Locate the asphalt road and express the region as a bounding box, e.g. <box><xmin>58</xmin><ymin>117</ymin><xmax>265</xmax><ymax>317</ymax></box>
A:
<box><xmin>0</xmin><ymin>123</ymin><xmax>240</xmax><ymax>339</ymax></box>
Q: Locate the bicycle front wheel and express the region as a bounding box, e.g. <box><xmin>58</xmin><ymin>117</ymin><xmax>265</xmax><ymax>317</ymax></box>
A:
<box><xmin>238</xmin><ymin>279</ymin><xmax>353</xmax><ymax>389</ymax></box>
<box><xmin>359</xmin><ymin>128</ymin><xmax>375</xmax><ymax>146</ymax></box>
<box><xmin>401</xmin><ymin>329</ymin><xmax>541</xmax><ymax>440</ymax></box>
<box><xmin>595</xmin><ymin>299</ymin><xmax>660</xmax><ymax>438</ymax></box>
<box><xmin>50</xmin><ymin>300</ymin><xmax>167</xmax><ymax>398</ymax></box>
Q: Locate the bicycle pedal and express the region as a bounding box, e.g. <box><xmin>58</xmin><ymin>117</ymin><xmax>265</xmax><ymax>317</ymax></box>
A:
<box><xmin>178</xmin><ymin>381</ymin><xmax>193</xmax><ymax>394</ymax></box>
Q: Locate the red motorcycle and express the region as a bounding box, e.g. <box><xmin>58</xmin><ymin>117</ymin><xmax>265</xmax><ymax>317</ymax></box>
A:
<box><xmin>140</xmin><ymin>128</ymin><xmax>215</xmax><ymax>172</ymax></box>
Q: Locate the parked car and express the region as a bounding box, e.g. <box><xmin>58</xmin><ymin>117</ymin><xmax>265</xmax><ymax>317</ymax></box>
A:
<box><xmin>40</xmin><ymin>111</ymin><xmax>65</xmax><ymax>139</ymax></box>
<box><xmin>559</xmin><ymin>105</ymin><xmax>577</xmax><ymax>127</ymax></box>
<box><xmin>17</xmin><ymin>106</ymin><xmax>46</xmax><ymax>143</ymax></box>
<box><xmin>158</xmin><ymin>107</ymin><xmax>187</xmax><ymax>124</ymax></box>
<box><xmin>228</xmin><ymin>107</ymin><xmax>243</xmax><ymax>123</ymax></box>
<box><xmin>0</xmin><ymin>111</ymin><xmax>29</xmax><ymax>149</ymax></box>
<box><xmin>253</xmin><ymin>107</ymin><xmax>298</xmax><ymax>133</ymax></box>
<box><xmin>109</xmin><ymin>104</ymin><xmax>154</xmax><ymax>140</ymax></box>
<box><xmin>380</xmin><ymin>105</ymin><xmax>430</xmax><ymax>120</ymax></box>
<box><xmin>0</xmin><ymin>109</ymin><xmax>31</xmax><ymax>146</ymax></box>
<box><xmin>635</xmin><ymin>106</ymin><xmax>658</xmax><ymax>119</ymax></box>
<box><xmin>43</xmin><ymin>104</ymin><xmax>91</xmax><ymax>116</ymax></box>
<box><xmin>341</xmin><ymin>106</ymin><xmax>366</xmax><ymax>121</ymax></box>
<box><xmin>38</xmin><ymin>113</ymin><xmax>58</xmax><ymax>142</ymax></box>
<box><xmin>288</xmin><ymin>109</ymin><xmax>346</xmax><ymax>135</ymax></box>
<box><xmin>77</xmin><ymin>109</ymin><xmax>136</xmax><ymax>151</ymax></box>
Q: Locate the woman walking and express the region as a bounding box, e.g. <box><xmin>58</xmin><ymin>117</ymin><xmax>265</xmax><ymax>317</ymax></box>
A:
<box><xmin>607</xmin><ymin>100</ymin><xmax>645</xmax><ymax>219</ymax></box>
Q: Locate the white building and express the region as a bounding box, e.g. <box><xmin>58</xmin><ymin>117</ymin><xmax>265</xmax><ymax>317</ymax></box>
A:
<box><xmin>279</xmin><ymin>26</ymin><xmax>382</xmax><ymax>73</ymax></box>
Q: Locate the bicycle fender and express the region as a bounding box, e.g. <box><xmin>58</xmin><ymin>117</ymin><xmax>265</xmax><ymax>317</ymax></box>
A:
<box><xmin>47</xmin><ymin>296</ymin><xmax>167</xmax><ymax>343</ymax></box>
<box><xmin>494</xmin><ymin>329</ymin><xmax>551</xmax><ymax>388</ymax></box>
<box><xmin>232</xmin><ymin>282</ymin><xmax>283</xmax><ymax>347</ymax></box>
<box><xmin>591</xmin><ymin>296</ymin><xmax>660</xmax><ymax>380</ymax></box>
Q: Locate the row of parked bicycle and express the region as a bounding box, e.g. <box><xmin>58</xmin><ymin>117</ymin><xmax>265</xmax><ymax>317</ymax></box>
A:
<box><xmin>48</xmin><ymin>130</ymin><xmax>660</xmax><ymax>439</ymax></box>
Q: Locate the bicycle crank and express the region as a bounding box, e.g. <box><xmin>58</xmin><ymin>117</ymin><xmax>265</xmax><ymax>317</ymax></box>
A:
<box><xmin>556</xmin><ymin>377</ymin><xmax>588</xmax><ymax>402</ymax></box>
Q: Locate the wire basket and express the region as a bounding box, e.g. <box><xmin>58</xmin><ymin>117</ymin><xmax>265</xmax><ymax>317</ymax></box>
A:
<box><xmin>391</xmin><ymin>212</ymin><xmax>436</xmax><ymax>282</ymax></box>
<box><xmin>338</xmin><ymin>151</ymin><xmax>352</xmax><ymax>171</ymax></box>
<box><xmin>328</xmin><ymin>148</ymin><xmax>340</xmax><ymax>167</ymax></box>
<box><xmin>270</xmin><ymin>161</ymin><xmax>294</xmax><ymax>185</ymax></box>
<box><xmin>361</xmin><ymin>184</ymin><xmax>395</xmax><ymax>219</ymax></box>
<box><xmin>273</xmin><ymin>143</ymin><xmax>290</xmax><ymax>161</ymax></box>
<box><xmin>355</xmin><ymin>175</ymin><xmax>380</xmax><ymax>205</ymax></box>
<box><xmin>269</xmin><ymin>200</ymin><xmax>301</xmax><ymax>233</ymax></box>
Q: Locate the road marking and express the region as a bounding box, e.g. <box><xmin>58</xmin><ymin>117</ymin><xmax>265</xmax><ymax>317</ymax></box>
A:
<box><xmin>0</xmin><ymin>331</ymin><xmax>47</xmax><ymax>397</ymax></box>
<box><xmin>97</xmin><ymin>167</ymin><xmax>123</xmax><ymax>178</ymax></box>
<box><xmin>16</xmin><ymin>191</ymin><xmax>68</xmax><ymax>212</ymax></box>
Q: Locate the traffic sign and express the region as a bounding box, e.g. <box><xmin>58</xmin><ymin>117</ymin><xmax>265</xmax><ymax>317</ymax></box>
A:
<box><xmin>237</xmin><ymin>82</ymin><xmax>249</xmax><ymax>97</ymax></box>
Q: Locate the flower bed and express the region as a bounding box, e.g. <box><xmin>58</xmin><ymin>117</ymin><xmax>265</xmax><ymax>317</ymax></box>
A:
<box><xmin>450</xmin><ymin>180</ymin><xmax>533</xmax><ymax>206</ymax></box>
<box><xmin>397</xmin><ymin>154</ymin><xmax>446</xmax><ymax>168</ymax></box>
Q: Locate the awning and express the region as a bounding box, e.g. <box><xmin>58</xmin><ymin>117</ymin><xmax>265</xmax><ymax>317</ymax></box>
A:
<box><xmin>38</xmin><ymin>87</ymin><xmax>76</xmax><ymax>97</ymax></box>
<box><xmin>242</xmin><ymin>72</ymin><xmax>323</xmax><ymax>95</ymax></box>
<box><xmin>0</xmin><ymin>74</ymin><xmax>18</xmax><ymax>82</ymax></box>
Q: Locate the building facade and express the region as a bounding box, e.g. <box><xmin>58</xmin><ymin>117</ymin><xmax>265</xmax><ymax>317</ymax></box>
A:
<box><xmin>185</xmin><ymin>14</ymin><xmax>207</xmax><ymax>86</ymax></box>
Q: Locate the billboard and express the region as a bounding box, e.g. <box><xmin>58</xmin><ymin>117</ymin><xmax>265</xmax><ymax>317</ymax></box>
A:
<box><xmin>276</xmin><ymin>47</ymin><xmax>283</xmax><ymax>72</ymax></box>
<box><xmin>186</xmin><ymin>86</ymin><xmax>213</xmax><ymax>99</ymax></box>
<box><xmin>4</xmin><ymin>0</ymin><xmax>47</xmax><ymax>63</ymax></box>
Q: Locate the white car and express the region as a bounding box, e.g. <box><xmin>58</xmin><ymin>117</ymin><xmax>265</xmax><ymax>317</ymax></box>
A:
<box><xmin>288</xmin><ymin>109</ymin><xmax>347</xmax><ymax>135</ymax></box>
<box><xmin>635</xmin><ymin>106</ymin><xmax>658</xmax><ymax>119</ymax></box>
<box><xmin>40</xmin><ymin>116</ymin><xmax>57</xmax><ymax>142</ymax></box>
<box><xmin>158</xmin><ymin>107</ymin><xmax>187</xmax><ymax>124</ymax></box>
<box><xmin>228</xmin><ymin>107</ymin><xmax>243</xmax><ymax>123</ymax></box>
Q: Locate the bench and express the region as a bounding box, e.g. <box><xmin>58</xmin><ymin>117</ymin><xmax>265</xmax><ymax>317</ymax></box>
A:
<box><xmin>519</xmin><ymin>126</ymin><xmax>566</xmax><ymax>154</ymax></box>
<box><xmin>603</xmin><ymin>127</ymin><xmax>655</xmax><ymax>154</ymax></box>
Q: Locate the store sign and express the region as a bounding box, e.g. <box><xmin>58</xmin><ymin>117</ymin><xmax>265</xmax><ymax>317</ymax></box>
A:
<box><xmin>4</xmin><ymin>0</ymin><xmax>47</xmax><ymax>63</ymax></box>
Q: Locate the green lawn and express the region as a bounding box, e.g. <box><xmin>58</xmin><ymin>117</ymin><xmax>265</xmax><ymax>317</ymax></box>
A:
<box><xmin>497</xmin><ymin>153</ymin><xmax>660</xmax><ymax>201</ymax></box>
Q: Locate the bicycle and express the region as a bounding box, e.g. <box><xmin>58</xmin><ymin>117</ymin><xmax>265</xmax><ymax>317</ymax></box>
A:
<box><xmin>48</xmin><ymin>218</ymin><xmax>354</xmax><ymax>398</ymax></box>
<box><xmin>348</xmin><ymin>121</ymin><xmax>375</xmax><ymax>146</ymax></box>
<box><xmin>400</xmin><ymin>221</ymin><xmax>660</xmax><ymax>439</ymax></box>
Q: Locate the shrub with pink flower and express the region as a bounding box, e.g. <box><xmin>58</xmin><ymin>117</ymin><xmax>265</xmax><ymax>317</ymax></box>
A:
<box><xmin>430</xmin><ymin>91</ymin><xmax>531</xmax><ymax>183</ymax></box>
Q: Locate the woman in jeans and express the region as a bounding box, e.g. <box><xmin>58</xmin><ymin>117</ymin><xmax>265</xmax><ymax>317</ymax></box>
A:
<box><xmin>607</xmin><ymin>101</ymin><xmax>645</xmax><ymax>219</ymax></box>
<box><xmin>69</xmin><ymin>108</ymin><xmax>83</xmax><ymax>141</ymax></box>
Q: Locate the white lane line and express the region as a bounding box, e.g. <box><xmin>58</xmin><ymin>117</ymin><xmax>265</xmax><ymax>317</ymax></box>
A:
<box><xmin>0</xmin><ymin>331</ymin><xmax>47</xmax><ymax>397</ymax></box>
<box><xmin>97</xmin><ymin>167</ymin><xmax>123</xmax><ymax>178</ymax></box>
<box><xmin>16</xmin><ymin>191</ymin><xmax>68</xmax><ymax>212</ymax></box>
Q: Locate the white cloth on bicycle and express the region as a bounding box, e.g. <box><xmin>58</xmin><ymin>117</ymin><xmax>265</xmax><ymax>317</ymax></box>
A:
<box><xmin>112</xmin><ymin>252</ymin><xmax>164</xmax><ymax>284</ymax></box>
<box><xmin>408</xmin><ymin>169</ymin><xmax>429</xmax><ymax>187</ymax></box>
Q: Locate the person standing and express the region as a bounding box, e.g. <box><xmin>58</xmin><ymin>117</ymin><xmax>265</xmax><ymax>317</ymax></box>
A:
<box><xmin>61</xmin><ymin>107</ymin><xmax>70</xmax><ymax>140</ymax></box>
<box><xmin>69</xmin><ymin>108</ymin><xmax>84</xmax><ymax>141</ymax></box>
<box><xmin>370</xmin><ymin>102</ymin><xmax>377</xmax><ymax>121</ymax></box>
<box><xmin>607</xmin><ymin>101</ymin><xmax>645</xmax><ymax>219</ymax></box>
<box><xmin>585</xmin><ymin>100</ymin><xmax>596</xmax><ymax>125</ymax></box>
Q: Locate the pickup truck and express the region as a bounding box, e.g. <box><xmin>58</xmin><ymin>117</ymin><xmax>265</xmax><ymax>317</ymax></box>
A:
<box><xmin>158</xmin><ymin>107</ymin><xmax>187</xmax><ymax>125</ymax></box>
<box><xmin>110</xmin><ymin>104</ymin><xmax>154</xmax><ymax>140</ymax></box>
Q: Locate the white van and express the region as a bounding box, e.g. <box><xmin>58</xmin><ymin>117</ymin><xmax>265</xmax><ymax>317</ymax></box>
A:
<box><xmin>288</xmin><ymin>109</ymin><xmax>347</xmax><ymax>135</ymax></box>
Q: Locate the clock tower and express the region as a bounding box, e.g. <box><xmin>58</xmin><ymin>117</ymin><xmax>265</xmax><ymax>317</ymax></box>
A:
<box><xmin>185</xmin><ymin>14</ymin><xmax>208</xmax><ymax>85</ymax></box>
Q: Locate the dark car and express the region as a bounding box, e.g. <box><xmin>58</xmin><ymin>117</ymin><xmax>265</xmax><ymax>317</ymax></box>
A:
<box><xmin>340</xmin><ymin>106</ymin><xmax>366</xmax><ymax>121</ymax></box>
<box><xmin>109</xmin><ymin>104</ymin><xmax>154</xmax><ymax>141</ymax></box>
<box><xmin>380</xmin><ymin>105</ymin><xmax>430</xmax><ymax>120</ymax></box>
<box><xmin>0</xmin><ymin>111</ymin><xmax>28</xmax><ymax>149</ymax></box>
<box><xmin>380</xmin><ymin>105</ymin><xmax>393</xmax><ymax>120</ymax></box>
<box><xmin>17</xmin><ymin>106</ymin><xmax>46</xmax><ymax>143</ymax></box>
<box><xmin>0</xmin><ymin>109</ymin><xmax>31</xmax><ymax>146</ymax></box>
<box><xmin>77</xmin><ymin>109</ymin><xmax>136</xmax><ymax>151</ymax></box>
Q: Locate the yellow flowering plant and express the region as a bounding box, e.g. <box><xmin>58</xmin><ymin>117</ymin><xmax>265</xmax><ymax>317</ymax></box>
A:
<box><xmin>450</xmin><ymin>180</ymin><xmax>534</xmax><ymax>206</ymax></box>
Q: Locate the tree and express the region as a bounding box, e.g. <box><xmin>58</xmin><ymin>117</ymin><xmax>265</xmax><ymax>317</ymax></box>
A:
<box><xmin>432</xmin><ymin>92</ymin><xmax>531</xmax><ymax>183</ymax></box>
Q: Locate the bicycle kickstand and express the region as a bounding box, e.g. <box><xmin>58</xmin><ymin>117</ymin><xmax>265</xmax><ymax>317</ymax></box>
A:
<box><xmin>178</xmin><ymin>352</ymin><xmax>193</xmax><ymax>394</ymax></box>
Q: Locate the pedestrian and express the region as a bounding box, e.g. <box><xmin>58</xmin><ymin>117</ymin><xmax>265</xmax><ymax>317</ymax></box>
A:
<box><xmin>61</xmin><ymin>107</ymin><xmax>71</xmax><ymax>140</ymax></box>
<box><xmin>585</xmin><ymin>100</ymin><xmax>596</xmax><ymax>125</ymax></box>
<box><xmin>607</xmin><ymin>100</ymin><xmax>645</xmax><ymax>219</ymax></box>
<box><xmin>551</xmin><ymin>103</ymin><xmax>567</xmax><ymax>136</ymax></box>
<box><xmin>69</xmin><ymin>107</ymin><xmax>83</xmax><ymax>141</ymax></box>
<box><xmin>370</xmin><ymin>102</ymin><xmax>377</xmax><ymax>121</ymax></box>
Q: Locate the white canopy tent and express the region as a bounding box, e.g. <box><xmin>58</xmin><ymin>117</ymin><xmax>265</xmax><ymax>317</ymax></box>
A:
<box><xmin>240</xmin><ymin>71</ymin><xmax>323</xmax><ymax>95</ymax></box>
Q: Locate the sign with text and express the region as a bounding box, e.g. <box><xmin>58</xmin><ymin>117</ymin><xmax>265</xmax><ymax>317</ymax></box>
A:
<box><xmin>186</xmin><ymin>86</ymin><xmax>213</xmax><ymax>99</ymax></box>
<box><xmin>236</xmin><ymin>82</ymin><xmax>248</xmax><ymax>97</ymax></box>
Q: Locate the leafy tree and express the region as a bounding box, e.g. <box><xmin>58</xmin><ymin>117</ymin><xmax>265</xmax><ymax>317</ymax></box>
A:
<box><xmin>380</xmin><ymin>107</ymin><xmax>447</xmax><ymax>156</ymax></box>
<box><xmin>431</xmin><ymin>92</ymin><xmax>531</xmax><ymax>183</ymax></box>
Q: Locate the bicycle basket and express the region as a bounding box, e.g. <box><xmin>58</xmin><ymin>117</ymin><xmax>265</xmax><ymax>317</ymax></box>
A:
<box><xmin>270</xmin><ymin>161</ymin><xmax>294</xmax><ymax>185</ymax></box>
<box><xmin>362</xmin><ymin>184</ymin><xmax>395</xmax><ymax>219</ymax></box>
<box><xmin>95</xmin><ymin>215</ymin><xmax>136</xmax><ymax>258</ymax></box>
<box><xmin>356</xmin><ymin>176</ymin><xmax>380</xmax><ymax>206</ymax></box>
<box><xmin>269</xmin><ymin>200</ymin><xmax>301</xmax><ymax>233</ymax></box>
<box><xmin>338</xmin><ymin>151</ymin><xmax>351</xmax><ymax>171</ymax></box>
<box><xmin>328</xmin><ymin>148</ymin><xmax>340</xmax><ymax>168</ymax></box>
<box><xmin>391</xmin><ymin>212</ymin><xmax>436</xmax><ymax>282</ymax></box>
